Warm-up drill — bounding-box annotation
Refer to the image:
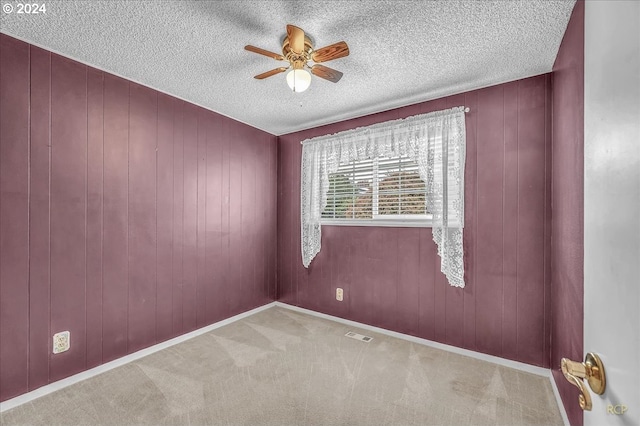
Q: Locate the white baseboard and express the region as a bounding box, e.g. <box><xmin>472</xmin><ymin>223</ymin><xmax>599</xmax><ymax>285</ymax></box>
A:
<box><xmin>275</xmin><ymin>302</ymin><xmax>550</xmax><ymax>376</ymax></box>
<box><xmin>0</xmin><ymin>302</ymin><xmax>277</xmax><ymax>413</ymax></box>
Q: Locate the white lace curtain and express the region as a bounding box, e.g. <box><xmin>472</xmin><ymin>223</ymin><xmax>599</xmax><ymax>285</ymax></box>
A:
<box><xmin>300</xmin><ymin>106</ymin><xmax>467</xmax><ymax>288</ymax></box>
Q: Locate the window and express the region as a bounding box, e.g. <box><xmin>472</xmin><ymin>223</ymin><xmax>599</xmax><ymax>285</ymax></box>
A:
<box><xmin>321</xmin><ymin>155</ymin><xmax>431</xmax><ymax>227</ymax></box>
<box><xmin>300</xmin><ymin>106</ymin><xmax>467</xmax><ymax>286</ymax></box>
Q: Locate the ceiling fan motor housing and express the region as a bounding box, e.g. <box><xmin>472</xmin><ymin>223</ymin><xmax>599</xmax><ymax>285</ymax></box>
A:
<box><xmin>282</xmin><ymin>35</ymin><xmax>314</xmax><ymax>69</ymax></box>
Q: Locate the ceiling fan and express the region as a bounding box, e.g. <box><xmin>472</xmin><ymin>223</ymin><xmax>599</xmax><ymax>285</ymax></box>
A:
<box><xmin>245</xmin><ymin>24</ymin><xmax>349</xmax><ymax>93</ymax></box>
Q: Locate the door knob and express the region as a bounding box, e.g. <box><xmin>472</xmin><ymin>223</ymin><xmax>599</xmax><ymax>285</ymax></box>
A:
<box><xmin>561</xmin><ymin>352</ymin><xmax>606</xmax><ymax>411</ymax></box>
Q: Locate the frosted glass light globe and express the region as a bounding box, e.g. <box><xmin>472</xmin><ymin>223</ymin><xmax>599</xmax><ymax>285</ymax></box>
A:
<box><xmin>286</xmin><ymin>68</ymin><xmax>311</xmax><ymax>93</ymax></box>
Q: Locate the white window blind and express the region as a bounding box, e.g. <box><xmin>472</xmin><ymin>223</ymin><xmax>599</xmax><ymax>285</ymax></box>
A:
<box><xmin>321</xmin><ymin>155</ymin><xmax>430</xmax><ymax>223</ymax></box>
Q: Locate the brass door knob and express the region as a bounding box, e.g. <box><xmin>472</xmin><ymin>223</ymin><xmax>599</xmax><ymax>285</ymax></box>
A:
<box><xmin>561</xmin><ymin>352</ymin><xmax>606</xmax><ymax>411</ymax></box>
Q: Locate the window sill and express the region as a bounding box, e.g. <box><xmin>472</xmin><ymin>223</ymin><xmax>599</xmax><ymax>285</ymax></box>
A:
<box><xmin>319</xmin><ymin>219</ymin><xmax>432</xmax><ymax>228</ymax></box>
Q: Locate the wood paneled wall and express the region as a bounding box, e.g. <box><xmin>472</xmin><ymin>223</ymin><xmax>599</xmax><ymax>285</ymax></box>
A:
<box><xmin>0</xmin><ymin>34</ymin><xmax>277</xmax><ymax>401</ymax></box>
<box><xmin>277</xmin><ymin>75</ymin><xmax>552</xmax><ymax>367</ymax></box>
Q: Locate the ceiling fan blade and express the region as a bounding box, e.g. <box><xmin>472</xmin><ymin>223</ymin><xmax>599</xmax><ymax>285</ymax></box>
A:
<box><xmin>287</xmin><ymin>24</ymin><xmax>305</xmax><ymax>54</ymax></box>
<box><xmin>244</xmin><ymin>45</ymin><xmax>285</xmax><ymax>61</ymax></box>
<box><xmin>311</xmin><ymin>41</ymin><xmax>350</xmax><ymax>63</ymax></box>
<box><xmin>254</xmin><ymin>67</ymin><xmax>288</xmax><ymax>80</ymax></box>
<box><xmin>311</xmin><ymin>64</ymin><xmax>343</xmax><ymax>83</ymax></box>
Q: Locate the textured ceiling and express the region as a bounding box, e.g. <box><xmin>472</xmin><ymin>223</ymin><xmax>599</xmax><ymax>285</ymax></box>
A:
<box><xmin>1</xmin><ymin>0</ymin><xmax>575</xmax><ymax>135</ymax></box>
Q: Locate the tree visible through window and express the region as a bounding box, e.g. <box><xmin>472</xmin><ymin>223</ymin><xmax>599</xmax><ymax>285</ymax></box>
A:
<box><xmin>322</xmin><ymin>155</ymin><xmax>429</xmax><ymax>221</ymax></box>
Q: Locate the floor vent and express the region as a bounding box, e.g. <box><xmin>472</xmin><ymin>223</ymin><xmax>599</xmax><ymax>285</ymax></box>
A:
<box><xmin>345</xmin><ymin>331</ymin><xmax>373</xmax><ymax>342</ymax></box>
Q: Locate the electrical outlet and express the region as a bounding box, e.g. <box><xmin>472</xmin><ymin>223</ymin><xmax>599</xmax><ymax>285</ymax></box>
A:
<box><xmin>336</xmin><ymin>288</ymin><xmax>344</xmax><ymax>301</ymax></box>
<box><xmin>53</xmin><ymin>331</ymin><xmax>70</xmax><ymax>354</ymax></box>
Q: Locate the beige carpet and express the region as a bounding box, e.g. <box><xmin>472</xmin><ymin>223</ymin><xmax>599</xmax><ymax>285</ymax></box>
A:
<box><xmin>0</xmin><ymin>307</ymin><xmax>563</xmax><ymax>425</ymax></box>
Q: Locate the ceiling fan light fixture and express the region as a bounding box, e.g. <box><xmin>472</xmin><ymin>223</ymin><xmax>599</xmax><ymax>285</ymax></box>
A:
<box><xmin>245</xmin><ymin>25</ymin><xmax>348</xmax><ymax>91</ymax></box>
<box><xmin>286</xmin><ymin>68</ymin><xmax>311</xmax><ymax>93</ymax></box>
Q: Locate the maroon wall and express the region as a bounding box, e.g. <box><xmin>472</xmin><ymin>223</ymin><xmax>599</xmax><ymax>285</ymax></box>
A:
<box><xmin>551</xmin><ymin>2</ymin><xmax>584</xmax><ymax>425</ymax></box>
<box><xmin>0</xmin><ymin>34</ymin><xmax>277</xmax><ymax>402</ymax></box>
<box><xmin>278</xmin><ymin>75</ymin><xmax>552</xmax><ymax>367</ymax></box>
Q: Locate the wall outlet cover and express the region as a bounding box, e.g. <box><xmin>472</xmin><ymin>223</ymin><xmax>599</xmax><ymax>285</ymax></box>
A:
<box><xmin>53</xmin><ymin>331</ymin><xmax>70</xmax><ymax>354</ymax></box>
<box><xmin>336</xmin><ymin>288</ymin><xmax>344</xmax><ymax>301</ymax></box>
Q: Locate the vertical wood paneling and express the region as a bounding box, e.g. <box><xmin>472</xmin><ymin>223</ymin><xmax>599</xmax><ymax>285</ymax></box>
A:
<box><xmin>49</xmin><ymin>54</ymin><xmax>87</xmax><ymax>382</ymax></box>
<box><xmin>348</xmin><ymin>229</ymin><xmax>372</xmax><ymax>326</ymax></box>
<box><xmin>256</xmin><ymin>132</ymin><xmax>267</xmax><ymax>304</ymax></box>
<box><xmin>0</xmin><ymin>35</ymin><xmax>30</xmax><ymax>400</ymax></box>
<box><xmin>220</xmin><ymin>117</ymin><xmax>232</xmax><ymax>319</ymax></box>
<box><xmin>102</xmin><ymin>74</ymin><xmax>129</xmax><ymax>362</ymax></box>
<box><xmin>195</xmin><ymin>108</ymin><xmax>209</xmax><ymax>327</ymax></box>
<box><xmin>281</xmin><ymin>139</ymin><xmax>291</xmax><ymax>303</ymax></box>
<box><xmin>502</xmin><ymin>82</ymin><xmax>519</xmax><ymax>361</ymax></box>
<box><xmin>245</xmin><ymin>129</ymin><xmax>256</xmax><ymax>306</ymax></box>
<box><xmin>85</xmin><ymin>66</ymin><xmax>104</xmax><ymax>369</ymax></box>
<box><xmin>516</xmin><ymin>77</ymin><xmax>547</xmax><ymax>366</ymax></box>
<box><xmin>28</xmin><ymin>45</ymin><xmax>52</xmax><ymax>389</ymax></box>
<box><xmin>275</xmin><ymin>140</ymin><xmax>283</xmax><ymax>301</ymax></box>
<box><xmin>289</xmin><ymin>140</ymin><xmax>299</xmax><ymax>305</ymax></box>
<box><xmin>171</xmin><ymin>99</ymin><xmax>184</xmax><ymax>336</ymax></box>
<box><xmin>128</xmin><ymin>83</ymin><xmax>158</xmax><ymax>353</ymax></box>
<box><xmin>156</xmin><ymin>93</ymin><xmax>174</xmax><ymax>342</ymax></box>
<box><xmin>247</xmin><ymin>127</ymin><xmax>259</xmax><ymax>307</ymax></box>
<box><xmin>370</xmin><ymin>228</ymin><xmax>398</xmax><ymax>331</ymax></box>
<box><xmin>444</xmin><ymin>285</ymin><xmax>464</xmax><ymax>348</ymax></box>
<box><xmin>205</xmin><ymin>113</ymin><xmax>224</xmax><ymax>323</ymax></box>
<box><xmin>290</xmin><ymin>138</ymin><xmax>299</xmax><ymax>305</ymax></box>
<box><xmin>306</xmin><ymin>230</ymin><xmax>326</xmax><ymax>313</ymax></box>
<box><xmin>396</xmin><ymin>228</ymin><xmax>420</xmax><ymax>336</ymax></box>
<box><xmin>277</xmin><ymin>75</ymin><xmax>553</xmax><ymax>367</ymax></box>
<box><xmin>462</xmin><ymin>91</ymin><xmax>478</xmax><ymax>351</ymax></box>
<box><xmin>276</xmin><ymin>140</ymin><xmax>290</xmax><ymax>303</ymax></box>
<box><xmin>293</xmin><ymin>137</ymin><xmax>305</xmax><ymax>308</ymax></box>
<box><xmin>268</xmin><ymin>133</ymin><xmax>277</xmax><ymax>301</ymax></box>
<box><xmin>543</xmin><ymin>74</ymin><xmax>553</xmax><ymax>369</ymax></box>
<box><xmin>258</xmin><ymin>135</ymin><xmax>267</xmax><ymax>303</ymax></box>
<box><xmin>181</xmin><ymin>104</ymin><xmax>198</xmax><ymax>332</ymax></box>
<box><xmin>418</xmin><ymin>228</ymin><xmax>437</xmax><ymax>340</ymax></box>
<box><xmin>227</xmin><ymin>123</ymin><xmax>243</xmax><ymax>315</ymax></box>
<box><xmin>268</xmin><ymin>138</ymin><xmax>276</xmax><ymax>301</ymax></box>
<box><xmin>196</xmin><ymin>109</ymin><xmax>207</xmax><ymax>327</ymax></box>
<box><xmin>327</xmin><ymin>227</ymin><xmax>350</xmax><ymax>318</ymax></box>
<box><xmin>433</xmin><ymin>255</ymin><xmax>447</xmax><ymax>342</ymax></box>
<box><xmin>475</xmin><ymin>85</ymin><xmax>505</xmax><ymax>357</ymax></box>
<box><xmin>0</xmin><ymin>35</ymin><xmax>278</xmax><ymax>402</ymax></box>
<box><xmin>241</xmin><ymin>128</ymin><xmax>256</xmax><ymax>310</ymax></box>
<box><xmin>320</xmin><ymin>228</ymin><xmax>336</xmax><ymax>317</ymax></box>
